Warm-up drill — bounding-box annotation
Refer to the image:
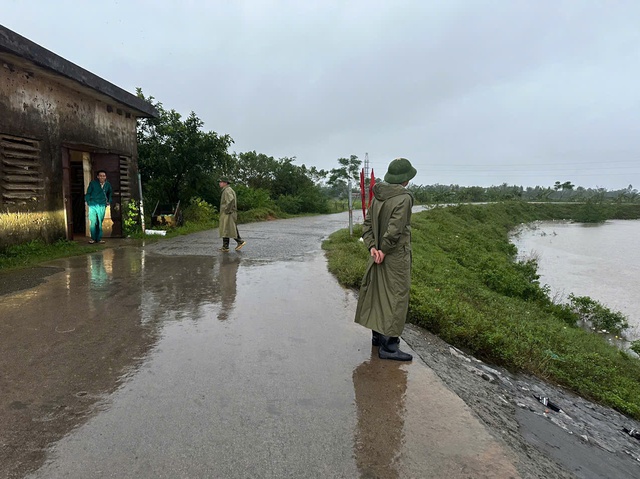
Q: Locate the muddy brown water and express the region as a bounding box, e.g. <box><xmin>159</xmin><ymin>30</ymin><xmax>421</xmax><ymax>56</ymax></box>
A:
<box><xmin>511</xmin><ymin>219</ymin><xmax>640</xmax><ymax>341</ymax></box>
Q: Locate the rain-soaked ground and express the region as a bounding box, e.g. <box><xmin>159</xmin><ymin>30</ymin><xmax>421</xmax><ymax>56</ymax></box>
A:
<box><xmin>2</xmin><ymin>212</ymin><xmax>640</xmax><ymax>478</ymax></box>
<box><xmin>1</xmin><ymin>212</ymin><xmax>520</xmax><ymax>478</ymax></box>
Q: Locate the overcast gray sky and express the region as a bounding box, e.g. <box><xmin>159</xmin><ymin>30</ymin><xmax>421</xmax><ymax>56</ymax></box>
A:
<box><xmin>3</xmin><ymin>0</ymin><xmax>639</xmax><ymax>189</ymax></box>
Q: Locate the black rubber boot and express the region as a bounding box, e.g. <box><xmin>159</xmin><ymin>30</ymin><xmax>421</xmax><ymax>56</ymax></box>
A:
<box><xmin>378</xmin><ymin>336</ymin><xmax>413</xmax><ymax>361</ymax></box>
<box><xmin>372</xmin><ymin>330</ymin><xmax>381</xmax><ymax>347</ymax></box>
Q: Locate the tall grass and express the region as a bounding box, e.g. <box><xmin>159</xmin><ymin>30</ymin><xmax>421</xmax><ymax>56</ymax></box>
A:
<box><xmin>0</xmin><ymin>210</ymin><xmax>66</xmax><ymax>250</ymax></box>
<box><xmin>323</xmin><ymin>202</ymin><xmax>640</xmax><ymax>418</ymax></box>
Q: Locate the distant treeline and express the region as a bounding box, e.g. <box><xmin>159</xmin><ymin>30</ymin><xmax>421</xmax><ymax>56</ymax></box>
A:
<box><xmin>136</xmin><ymin>91</ymin><xmax>639</xmax><ymax>219</ymax></box>
<box><xmin>408</xmin><ymin>183</ymin><xmax>639</xmax><ymax>204</ymax></box>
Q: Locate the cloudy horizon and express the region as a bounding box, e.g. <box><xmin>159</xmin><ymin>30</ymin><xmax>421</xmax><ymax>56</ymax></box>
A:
<box><xmin>3</xmin><ymin>0</ymin><xmax>639</xmax><ymax>190</ymax></box>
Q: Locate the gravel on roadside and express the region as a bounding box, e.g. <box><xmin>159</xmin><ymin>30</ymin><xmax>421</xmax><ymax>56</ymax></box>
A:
<box><xmin>403</xmin><ymin>323</ymin><xmax>640</xmax><ymax>479</ymax></box>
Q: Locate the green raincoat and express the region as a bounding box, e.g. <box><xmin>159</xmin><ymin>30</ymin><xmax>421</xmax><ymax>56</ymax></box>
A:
<box><xmin>354</xmin><ymin>182</ymin><xmax>414</xmax><ymax>337</ymax></box>
<box><xmin>219</xmin><ymin>185</ymin><xmax>238</xmax><ymax>238</ymax></box>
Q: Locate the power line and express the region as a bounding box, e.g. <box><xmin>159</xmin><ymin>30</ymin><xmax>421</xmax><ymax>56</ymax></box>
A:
<box><xmin>408</xmin><ymin>159</ymin><xmax>638</xmax><ymax>169</ymax></box>
<box><xmin>461</xmin><ymin>173</ymin><xmax>638</xmax><ymax>178</ymax></box>
<box><xmin>413</xmin><ymin>160</ymin><xmax>640</xmax><ymax>171</ymax></box>
<box><xmin>367</xmin><ymin>161</ymin><xmax>638</xmax><ymax>173</ymax></box>
<box><xmin>410</xmin><ymin>166</ymin><xmax>639</xmax><ymax>173</ymax></box>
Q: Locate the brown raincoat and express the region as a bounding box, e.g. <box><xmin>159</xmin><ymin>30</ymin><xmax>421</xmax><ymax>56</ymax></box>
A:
<box><xmin>219</xmin><ymin>185</ymin><xmax>238</xmax><ymax>239</ymax></box>
<box><xmin>354</xmin><ymin>182</ymin><xmax>414</xmax><ymax>337</ymax></box>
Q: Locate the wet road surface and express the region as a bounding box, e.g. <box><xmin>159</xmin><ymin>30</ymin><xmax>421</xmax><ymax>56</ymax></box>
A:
<box><xmin>1</xmin><ymin>213</ymin><xmax>520</xmax><ymax>478</ymax></box>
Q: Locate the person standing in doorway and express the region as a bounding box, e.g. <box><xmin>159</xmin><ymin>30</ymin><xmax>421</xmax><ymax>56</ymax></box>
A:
<box><xmin>354</xmin><ymin>158</ymin><xmax>417</xmax><ymax>361</ymax></box>
<box><xmin>85</xmin><ymin>170</ymin><xmax>113</xmax><ymax>244</ymax></box>
<box><xmin>218</xmin><ymin>177</ymin><xmax>246</xmax><ymax>252</ymax></box>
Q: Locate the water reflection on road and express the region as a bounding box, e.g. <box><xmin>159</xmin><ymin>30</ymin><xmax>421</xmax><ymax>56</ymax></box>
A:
<box><xmin>2</xmin><ymin>211</ymin><xmax>520</xmax><ymax>479</ymax></box>
<box><xmin>353</xmin><ymin>351</ymin><xmax>407</xmax><ymax>479</ymax></box>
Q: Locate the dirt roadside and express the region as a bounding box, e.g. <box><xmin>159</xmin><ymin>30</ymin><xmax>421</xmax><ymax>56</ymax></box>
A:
<box><xmin>402</xmin><ymin>323</ymin><xmax>640</xmax><ymax>479</ymax></box>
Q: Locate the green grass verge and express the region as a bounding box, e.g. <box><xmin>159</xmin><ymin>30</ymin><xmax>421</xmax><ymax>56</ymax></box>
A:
<box><xmin>322</xmin><ymin>201</ymin><xmax>640</xmax><ymax>419</ymax></box>
<box><xmin>0</xmin><ymin>239</ymin><xmax>100</xmax><ymax>272</ymax></box>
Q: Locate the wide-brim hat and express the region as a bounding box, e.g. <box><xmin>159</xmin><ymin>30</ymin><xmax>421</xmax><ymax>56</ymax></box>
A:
<box><xmin>384</xmin><ymin>158</ymin><xmax>417</xmax><ymax>184</ymax></box>
<box><xmin>219</xmin><ymin>177</ymin><xmax>231</xmax><ymax>184</ymax></box>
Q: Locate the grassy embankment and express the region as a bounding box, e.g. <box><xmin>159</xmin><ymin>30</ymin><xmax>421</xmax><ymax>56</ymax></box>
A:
<box><xmin>322</xmin><ymin>201</ymin><xmax>640</xmax><ymax>419</ymax></box>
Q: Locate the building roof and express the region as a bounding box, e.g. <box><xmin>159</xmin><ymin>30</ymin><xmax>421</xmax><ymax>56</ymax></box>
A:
<box><xmin>0</xmin><ymin>24</ymin><xmax>158</xmax><ymax>118</ymax></box>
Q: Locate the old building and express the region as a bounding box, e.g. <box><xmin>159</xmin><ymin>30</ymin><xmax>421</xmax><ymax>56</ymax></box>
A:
<box><xmin>0</xmin><ymin>25</ymin><xmax>157</xmax><ymax>249</ymax></box>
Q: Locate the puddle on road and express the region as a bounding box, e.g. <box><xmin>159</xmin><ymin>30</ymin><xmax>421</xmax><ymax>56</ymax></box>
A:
<box><xmin>0</xmin><ymin>246</ymin><xmax>245</xmax><ymax>479</ymax></box>
<box><xmin>4</xmin><ymin>209</ymin><xmax>515</xmax><ymax>478</ymax></box>
<box><xmin>3</xmin><ymin>237</ymin><xmax>338</xmax><ymax>478</ymax></box>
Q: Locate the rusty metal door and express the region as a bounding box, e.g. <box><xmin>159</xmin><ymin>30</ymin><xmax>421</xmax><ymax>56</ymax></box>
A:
<box><xmin>92</xmin><ymin>153</ymin><xmax>122</xmax><ymax>237</ymax></box>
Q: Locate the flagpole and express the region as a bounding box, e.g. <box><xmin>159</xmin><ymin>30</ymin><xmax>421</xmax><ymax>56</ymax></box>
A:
<box><xmin>348</xmin><ymin>180</ymin><xmax>353</xmax><ymax>236</ymax></box>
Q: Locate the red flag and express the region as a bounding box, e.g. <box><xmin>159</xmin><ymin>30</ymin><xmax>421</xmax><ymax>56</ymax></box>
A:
<box><xmin>368</xmin><ymin>169</ymin><xmax>375</xmax><ymax>208</ymax></box>
<box><xmin>360</xmin><ymin>169</ymin><xmax>366</xmax><ymax>219</ymax></box>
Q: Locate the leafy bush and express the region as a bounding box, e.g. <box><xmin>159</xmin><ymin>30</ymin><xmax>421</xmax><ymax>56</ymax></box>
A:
<box><xmin>235</xmin><ymin>186</ymin><xmax>275</xmax><ymax>211</ymax></box>
<box><xmin>237</xmin><ymin>207</ymin><xmax>278</xmax><ymax>223</ymax></box>
<box><xmin>123</xmin><ymin>200</ymin><xmax>142</xmax><ymax>236</ymax></box>
<box><xmin>276</xmin><ymin>195</ymin><xmax>303</xmax><ymax>214</ymax></box>
<box><xmin>545</xmin><ymin>301</ymin><xmax>580</xmax><ymax>327</ymax></box>
<box><xmin>573</xmin><ymin>199</ymin><xmax>608</xmax><ymax>223</ymax></box>
<box><xmin>569</xmin><ymin>294</ymin><xmax>629</xmax><ymax>335</ymax></box>
<box><xmin>297</xmin><ymin>187</ymin><xmax>330</xmax><ymax>213</ymax></box>
<box><xmin>480</xmin><ymin>257</ymin><xmax>547</xmax><ymax>301</ymax></box>
<box><xmin>182</xmin><ymin>197</ymin><xmax>217</xmax><ymax>224</ymax></box>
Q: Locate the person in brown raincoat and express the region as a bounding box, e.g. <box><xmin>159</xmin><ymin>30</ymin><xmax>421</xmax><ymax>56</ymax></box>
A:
<box><xmin>354</xmin><ymin>158</ymin><xmax>417</xmax><ymax>361</ymax></box>
<box><xmin>218</xmin><ymin>178</ymin><xmax>246</xmax><ymax>252</ymax></box>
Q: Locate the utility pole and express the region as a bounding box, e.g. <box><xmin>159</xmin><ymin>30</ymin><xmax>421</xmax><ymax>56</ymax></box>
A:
<box><xmin>363</xmin><ymin>152</ymin><xmax>369</xmax><ymax>187</ymax></box>
<box><xmin>347</xmin><ymin>180</ymin><xmax>353</xmax><ymax>236</ymax></box>
<box><xmin>364</xmin><ymin>153</ymin><xmax>371</xmax><ymax>206</ymax></box>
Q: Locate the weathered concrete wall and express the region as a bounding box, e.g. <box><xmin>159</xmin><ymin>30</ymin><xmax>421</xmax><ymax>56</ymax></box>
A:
<box><xmin>0</xmin><ymin>55</ymin><xmax>141</xmax><ymax>249</ymax></box>
<box><xmin>0</xmin><ymin>210</ymin><xmax>66</xmax><ymax>251</ymax></box>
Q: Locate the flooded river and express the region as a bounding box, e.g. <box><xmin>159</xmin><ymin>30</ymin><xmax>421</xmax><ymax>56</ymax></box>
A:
<box><xmin>511</xmin><ymin>219</ymin><xmax>640</xmax><ymax>341</ymax></box>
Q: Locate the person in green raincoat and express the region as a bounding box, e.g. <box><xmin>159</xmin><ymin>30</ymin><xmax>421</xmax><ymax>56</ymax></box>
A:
<box><xmin>218</xmin><ymin>178</ymin><xmax>246</xmax><ymax>252</ymax></box>
<box><xmin>354</xmin><ymin>158</ymin><xmax>417</xmax><ymax>361</ymax></box>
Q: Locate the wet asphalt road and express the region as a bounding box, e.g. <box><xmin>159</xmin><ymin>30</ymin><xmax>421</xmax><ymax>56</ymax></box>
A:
<box><xmin>1</xmin><ymin>212</ymin><xmax>520</xmax><ymax>478</ymax></box>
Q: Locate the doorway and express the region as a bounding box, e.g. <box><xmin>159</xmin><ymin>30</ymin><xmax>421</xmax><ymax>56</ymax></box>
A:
<box><xmin>69</xmin><ymin>150</ymin><xmax>90</xmax><ymax>236</ymax></box>
<box><xmin>92</xmin><ymin>153</ymin><xmax>123</xmax><ymax>237</ymax></box>
<box><xmin>62</xmin><ymin>148</ymin><xmax>123</xmax><ymax>240</ymax></box>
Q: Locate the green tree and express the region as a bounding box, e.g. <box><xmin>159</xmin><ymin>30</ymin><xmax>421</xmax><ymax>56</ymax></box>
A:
<box><xmin>299</xmin><ymin>164</ymin><xmax>328</xmax><ymax>184</ymax></box>
<box><xmin>136</xmin><ymin>90</ymin><xmax>234</xmax><ymax>206</ymax></box>
<box><xmin>269</xmin><ymin>157</ymin><xmax>328</xmax><ymax>213</ymax></box>
<box><xmin>328</xmin><ymin>155</ymin><xmax>362</xmax><ymax>187</ymax></box>
<box><xmin>271</xmin><ymin>157</ymin><xmax>310</xmax><ymax>197</ymax></box>
<box><xmin>554</xmin><ymin>180</ymin><xmax>575</xmax><ymax>200</ymax></box>
<box><xmin>232</xmin><ymin>151</ymin><xmax>277</xmax><ymax>190</ymax></box>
